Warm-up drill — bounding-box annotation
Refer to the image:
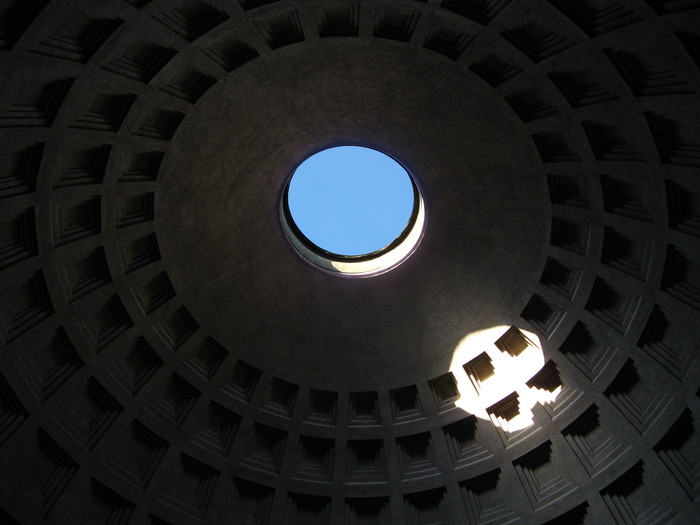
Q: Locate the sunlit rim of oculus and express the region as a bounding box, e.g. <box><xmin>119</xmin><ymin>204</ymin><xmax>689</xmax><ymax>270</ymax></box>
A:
<box><xmin>280</xmin><ymin>145</ymin><xmax>425</xmax><ymax>277</ymax></box>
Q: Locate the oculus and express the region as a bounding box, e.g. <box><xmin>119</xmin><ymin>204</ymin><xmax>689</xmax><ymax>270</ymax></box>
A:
<box><xmin>281</xmin><ymin>145</ymin><xmax>425</xmax><ymax>276</ymax></box>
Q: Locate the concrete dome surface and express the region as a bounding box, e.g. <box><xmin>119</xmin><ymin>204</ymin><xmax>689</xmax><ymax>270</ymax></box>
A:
<box><xmin>0</xmin><ymin>0</ymin><xmax>699</xmax><ymax>523</ymax></box>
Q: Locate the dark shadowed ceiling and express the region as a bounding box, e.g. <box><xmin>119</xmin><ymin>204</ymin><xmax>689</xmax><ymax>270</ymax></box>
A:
<box><xmin>0</xmin><ymin>0</ymin><xmax>699</xmax><ymax>523</ymax></box>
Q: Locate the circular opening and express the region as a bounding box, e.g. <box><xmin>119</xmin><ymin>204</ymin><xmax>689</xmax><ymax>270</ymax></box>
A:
<box><xmin>288</xmin><ymin>146</ymin><xmax>415</xmax><ymax>256</ymax></box>
<box><xmin>281</xmin><ymin>145</ymin><xmax>425</xmax><ymax>276</ymax></box>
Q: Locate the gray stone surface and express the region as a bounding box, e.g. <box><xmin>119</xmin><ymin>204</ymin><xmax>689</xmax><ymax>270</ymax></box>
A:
<box><xmin>0</xmin><ymin>0</ymin><xmax>699</xmax><ymax>523</ymax></box>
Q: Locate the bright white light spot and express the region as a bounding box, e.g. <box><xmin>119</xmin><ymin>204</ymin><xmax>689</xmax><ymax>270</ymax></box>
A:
<box><xmin>449</xmin><ymin>326</ymin><xmax>562</xmax><ymax>432</ymax></box>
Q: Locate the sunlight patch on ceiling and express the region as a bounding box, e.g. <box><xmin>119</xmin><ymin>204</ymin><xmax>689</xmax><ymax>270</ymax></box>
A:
<box><xmin>450</xmin><ymin>325</ymin><xmax>562</xmax><ymax>432</ymax></box>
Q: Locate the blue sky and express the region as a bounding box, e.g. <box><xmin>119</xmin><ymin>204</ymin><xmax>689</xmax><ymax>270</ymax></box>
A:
<box><xmin>287</xmin><ymin>146</ymin><xmax>415</xmax><ymax>255</ymax></box>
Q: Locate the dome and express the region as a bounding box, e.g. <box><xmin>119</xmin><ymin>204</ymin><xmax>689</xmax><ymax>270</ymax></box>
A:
<box><xmin>0</xmin><ymin>0</ymin><xmax>699</xmax><ymax>523</ymax></box>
